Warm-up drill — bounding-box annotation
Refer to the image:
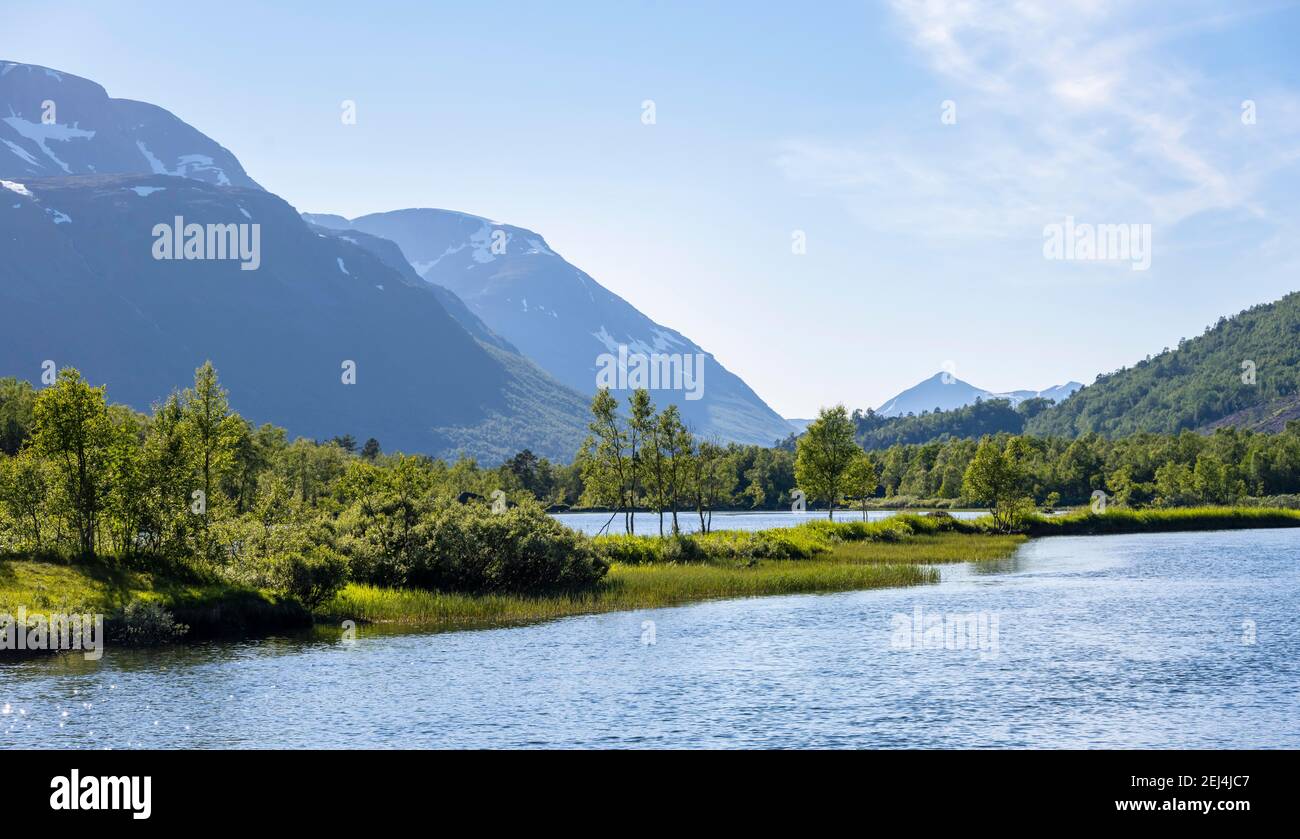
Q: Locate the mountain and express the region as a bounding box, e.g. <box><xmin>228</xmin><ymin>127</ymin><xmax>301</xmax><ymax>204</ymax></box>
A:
<box><xmin>1028</xmin><ymin>292</ymin><xmax>1300</xmax><ymax>437</ymax></box>
<box><xmin>315</xmin><ymin>208</ymin><xmax>796</xmax><ymax>446</ymax></box>
<box><xmin>0</xmin><ymin>62</ymin><xmax>590</xmax><ymax>462</ymax></box>
<box><xmin>876</xmin><ymin>373</ymin><xmax>1082</xmax><ymax>418</ymax></box>
<box><xmin>0</xmin><ymin>61</ymin><xmax>259</xmax><ymax>189</ymax></box>
<box><xmin>303</xmin><ymin>218</ymin><xmax>518</xmax><ymax>353</ymax></box>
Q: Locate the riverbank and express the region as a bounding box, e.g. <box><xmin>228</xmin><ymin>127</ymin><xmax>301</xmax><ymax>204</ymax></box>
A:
<box><xmin>0</xmin><ymin>558</ymin><xmax>310</xmax><ymax>645</ymax></box>
<box><xmin>4</xmin><ymin>506</ymin><xmax>1298</xmax><ymax>645</ymax></box>
<box><xmin>318</xmin><ymin>529</ymin><xmax>1025</xmax><ymax>630</ymax></box>
<box><xmin>1024</xmin><ymin>506</ymin><xmax>1300</xmax><ymax>535</ymax></box>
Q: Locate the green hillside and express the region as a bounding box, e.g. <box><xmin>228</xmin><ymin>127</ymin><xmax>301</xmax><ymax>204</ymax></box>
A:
<box><xmin>1029</xmin><ymin>292</ymin><xmax>1300</xmax><ymax>437</ymax></box>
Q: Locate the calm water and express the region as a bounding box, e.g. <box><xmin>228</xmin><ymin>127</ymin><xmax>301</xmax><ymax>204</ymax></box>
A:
<box><xmin>553</xmin><ymin>509</ymin><xmax>986</xmax><ymax>535</ymax></box>
<box><xmin>2</xmin><ymin>528</ymin><xmax>1297</xmax><ymax>748</ymax></box>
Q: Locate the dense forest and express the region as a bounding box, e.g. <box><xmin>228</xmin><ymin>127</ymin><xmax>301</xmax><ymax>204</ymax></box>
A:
<box><xmin>5</xmin><ymin>367</ymin><xmax>1300</xmax><ymax>545</ymax></box>
<box><xmin>4</xmin><ymin>362</ymin><xmax>1300</xmax><ymax>614</ymax></box>
<box><xmin>851</xmin><ymin>397</ymin><xmax>1052</xmax><ymax>449</ymax></box>
<box><xmin>1027</xmin><ymin>291</ymin><xmax>1300</xmax><ymax>437</ymax></box>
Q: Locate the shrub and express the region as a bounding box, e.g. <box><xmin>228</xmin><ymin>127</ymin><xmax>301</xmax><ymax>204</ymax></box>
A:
<box><xmin>341</xmin><ymin>498</ymin><xmax>608</xmax><ymax>594</ymax></box>
<box><xmin>116</xmin><ymin>601</ymin><xmax>188</xmax><ymax>645</ymax></box>
<box><xmin>270</xmin><ymin>547</ymin><xmax>348</xmax><ymax>610</ymax></box>
<box><xmin>592</xmin><ymin>534</ymin><xmax>664</xmax><ymax>565</ymax></box>
<box><xmin>661</xmin><ymin>533</ymin><xmax>707</xmax><ymax>563</ymax></box>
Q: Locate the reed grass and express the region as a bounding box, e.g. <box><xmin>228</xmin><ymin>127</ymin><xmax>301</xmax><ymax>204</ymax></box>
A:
<box><xmin>318</xmin><ymin>532</ymin><xmax>1026</xmax><ymax>630</ymax></box>
<box><xmin>1025</xmin><ymin>506</ymin><xmax>1300</xmax><ymax>536</ymax></box>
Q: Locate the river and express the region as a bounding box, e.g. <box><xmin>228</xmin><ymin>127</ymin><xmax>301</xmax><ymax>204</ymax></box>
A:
<box><xmin>553</xmin><ymin>509</ymin><xmax>986</xmax><ymax>535</ymax></box>
<box><xmin>2</xmin><ymin>528</ymin><xmax>1296</xmax><ymax>748</ymax></box>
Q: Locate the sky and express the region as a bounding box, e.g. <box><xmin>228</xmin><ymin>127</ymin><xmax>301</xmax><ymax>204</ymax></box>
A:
<box><xmin>5</xmin><ymin>0</ymin><xmax>1300</xmax><ymax>418</ymax></box>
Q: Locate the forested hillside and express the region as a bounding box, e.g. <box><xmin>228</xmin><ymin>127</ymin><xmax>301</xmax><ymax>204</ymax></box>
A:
<box><xmin>1029</xmin><ymin>292</ymin><xmax>1300</xmax><ymax>437</ymax></box>
<box><xmin>853</xmin><ymin>398</ymin><xmax>1053</xmax><ymax>449</ymax></box>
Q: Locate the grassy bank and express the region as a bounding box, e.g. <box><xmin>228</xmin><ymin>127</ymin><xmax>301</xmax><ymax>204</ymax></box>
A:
<box><xmin>318</xmin><ymin>524</ymin><xmax>1026</xmax><ymax>630</ymax></box>
<box><xmin>0</xmin><ymin>558</ymin><xmax>309</xmax><ymax>639</ymax></box>
<box><xmin>6</xmin><ymin>506</ymin><xmax>1298</xmax><ymax>644</ymax></box>
<box><xmin>1026</xmin><ymin>506</ymin><xmax>1300</xmax><ymax>536</ymax></box>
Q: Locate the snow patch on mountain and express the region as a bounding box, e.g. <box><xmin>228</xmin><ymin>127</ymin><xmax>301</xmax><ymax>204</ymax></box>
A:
<box><xmin>3</xmin><ymin>115</ymin><xmax>95</xmax><ymax>173</ymax></box>
<box><xmin>1</xmin><ymin>179</ymin><xmax>31</xmax><ymax>196</ymax></box>
<box><xmin>2</xmin><ymin>138</ymin><xmax>39</xmax><ymax>167</ymax></box>
<box><xmin>135</xmin><ymin>142</ymin><xmax>232</xmax><ymax>186</ymax></box>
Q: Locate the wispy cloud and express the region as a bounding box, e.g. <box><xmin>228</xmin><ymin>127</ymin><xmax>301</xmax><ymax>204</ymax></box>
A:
<box><xmin>776</xmin><ymin>0</ymin><xmax>1300</xmax><ymax>247</ymax></box>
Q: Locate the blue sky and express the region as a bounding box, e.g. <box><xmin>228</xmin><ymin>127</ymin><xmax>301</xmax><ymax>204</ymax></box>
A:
<box><xmin>6</xmin><ymin>0</ymin><xmax>1300</xmax><ymax>417</ymax></box>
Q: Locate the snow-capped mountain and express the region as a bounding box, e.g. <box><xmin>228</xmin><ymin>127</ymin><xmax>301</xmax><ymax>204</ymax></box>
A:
<box><xmin>0</xmin><ymin>61</ymin><xmax>259</xmax><ymax>189</ymax></box>
<box><xmin>0</xmin><ymin>62</ymin><xmax>590</xmax><ymax>461</ymax></box>
<box><xmin>322</xmin><ymin>208</ymin><xmax>797</xmax><ymax>446</ymax></box>
<box><xmin>876</xmin><ymin>373</ymin><xmax>1082</xmax><ymax>418</ymax></box>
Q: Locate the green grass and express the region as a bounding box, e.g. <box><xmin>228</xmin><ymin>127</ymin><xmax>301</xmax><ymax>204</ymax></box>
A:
<box><xmin>318</xmin><ymin>531</ymin><xmax>1025</xmax><ymax>630</ymax></box>
<box><xmin>1024</xmin><ymin>506</ymin><xmax>1300</xmax><ymax>536</ymax></box>
<box><xmin>0</xmin><ymin>557</ymin><xmax>308</xmax><ymax>637</ymax></box>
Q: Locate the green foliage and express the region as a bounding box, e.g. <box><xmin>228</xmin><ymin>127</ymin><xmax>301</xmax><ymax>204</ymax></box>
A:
<box><xmin>795</xmin><ymin>405</ymin><xmax>860</xmax><ymax>519</ymax></box>
<box><xmin>412</xmin><ymin>500</ymin><xmax>608</xmax><ymax>593</ymax></box>
<box><xmin>1028</xmin><ymin>291</ymin><xmax>1300</xmax><ymax>437</ymax></box>
<box><xmin>1022</xmin><ymin>506</ymin><xmax>1300</xmax><ymax>536</ymax></box>
<box><xmin>0</xmin><ymin>377</ymin><xmax>37</xmax><ymax>456</ymax></box>
<box><xmin>116</xmin><ymin>601</ymin><xmax>189</xmax><ymax>645</ymax></box>
<box><xmin>591</xmin><ymin>512</ymin><xmax>990</xmax><ymax>566</ymax></box>
<box><xmin>854</xmin><ymin>398</ymin><xmax>1029</xmax><ymax>449</ymax></box>
<box><xmin>267</xmin><ymin>546</ymin><xmax>348</xmax><ymax>610</ymax></box>
<box><xmin>961</xmin><ymin>438</ymin><xmax>1034</xmax><ymax>531</ymax></box>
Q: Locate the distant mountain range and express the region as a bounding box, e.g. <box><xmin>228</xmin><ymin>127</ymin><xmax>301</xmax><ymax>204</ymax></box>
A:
<box><xmin>876</xmin><ymin>373</ymin><xmax>1082</xmax><ymax>418</ymax></box>
<box><xmin>9</xmin><ymin>58</ymin><xmax>1286</xmax><ymax>457</ymax></box>
<box><xmin>0</xmin><ymin>61</ymin><xmax>587</xmax><ymax>461</ymax></box>
<box><xmin>306</xmin><ymin>209</ymin><xmax>796</xmax><ymax>446</ymax></box>
<box><xmin>0</xmin><ymin>59</ymin><xmax>795</xmax><ymax>461</ymax></box>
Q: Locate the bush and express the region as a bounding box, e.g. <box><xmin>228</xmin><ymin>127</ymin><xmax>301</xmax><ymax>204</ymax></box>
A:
<box><xmin>341</xmin><ymin>498</ymin><xmax>608</xmax><ymax>594</ymax></box>
<box><xmin>661</xmin><ymin>533</ymin><xmax>707</xmax><ymax>563</ymax></box>
<box><xmin>591</xmin><ymin>534</ymin><xmax>664</xmax><ymax>565</ymax></box>
<box><xmin>115</xmin><ymin>601</ymin><xmax>188</xmax><ymax>645</ymax></box>
<box><xmin>270</xmin><ymin>547</ymin><xmax>348</xmax><ymax>610</ymax></box>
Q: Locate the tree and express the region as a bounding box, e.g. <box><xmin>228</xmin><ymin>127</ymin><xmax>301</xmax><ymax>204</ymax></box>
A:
<box><xmin>961</xmin><ymin>437</ymin><xmax>1032</xmax><ymax>531</ymax></box>
<box><xmin>844</xmin><ymin>451</ymin><xmax>880</xmax><ymax>520</ymax></box>
<box><xmin>627</xmin><ymin>389</ymin><xmax>655</xmax><ymax>534</ymax></box>
<box><xmin>30</xmin><ymin>368</ymin><xmax>114</xmax><ymax>556</ymax></box>
<box><xmin>656</xmin><ymin>405</ymin><xmax>693</xmax><ymax>535</ymax></box>
<box><xmin>794</xmin><ymin>405</ymin><xmax>859</xmax><ymax>520</ymax></box>
<box><xmin>181</xmin><ymin>362</ymin><xmax>241</xmax><ymax>512</ymax></box>
<box><xmin>0</xmin><ymin>448</ymin><xmax>49</xmax><ymax>550</ymax></box>
<box><xmin>0</xmin><ymin>377</ymin><xmax>37</xmax><ymax>455</ymax></box>
<box><xmin>580</xmin><ymin>389</ymin><xmax>632</xmax><ymax>533</ymax></box>
<box><xmin>138</xmin><ymin>392</ymin><xmax>197</xmax><ymax>558</ymax></box>
<box><xmin>690</xmin><ymin>441</ymin><xmax>733</xmax><ymax>533</ymax></box>
<box><xmin>360</xmin><ymin>438</ymin><xmax>382</xmax><ymax>461</ymax></box>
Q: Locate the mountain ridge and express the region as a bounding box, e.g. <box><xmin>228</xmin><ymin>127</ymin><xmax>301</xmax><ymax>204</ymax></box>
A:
<box><xmin>876</xmin><ymin>372</ymin><xmax>1082</xmax><ymax>418</ymax></box>
<box><xmin>0</xmin><ymin>62</ymin><xmax>590</xmax><ymax>461</ymax></box>
<box><xmin>316</xmin><ymin>208</ymin><xmax>797</xmax><ymax>446</ymax></box>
